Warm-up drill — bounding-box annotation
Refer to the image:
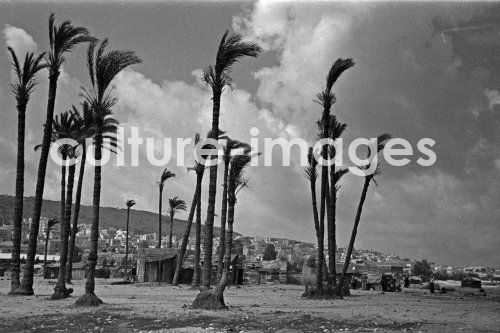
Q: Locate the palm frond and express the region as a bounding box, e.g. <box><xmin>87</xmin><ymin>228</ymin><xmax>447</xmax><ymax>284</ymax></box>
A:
<box><xmin>47</xmin><ymin>13</ymin><xmax>95</xmax><ymax>73</ymax></box>
<box><xmin>376</xmin><ymin>133</ymin><xmax>392</xmax><ymax>152</ymax></box>
<box><xmin>168</xmin><ymin>196</ymin><xmax>187</xmax><ymax>215</ymax></box>
<box><xmin>7</xmin><ymin>47</ymin><xmax>46</xmax><ymax>103</ymax></box>
<box><xmin>204</xmin><ymin>30</ymin><xmax>261</xmax><ymax>91</ymax></box>
<box><xmin>325</xmin><ymin>58</ymin><xmax>355</xmax><ymax>93</ymax></box>
<box><xmin>47</xmin><ymin>218</ymin><xmax>60</xmax><ymax>228</ymax></box>
<box><xmin>159</xmin><ymin>168</ymin><xmax>176</xmax><ymax>191</ymax></box>
<box><xmin>305</xmin><ymin>147</ymin><xmax>318</xmax><ymax>182</ymax></box>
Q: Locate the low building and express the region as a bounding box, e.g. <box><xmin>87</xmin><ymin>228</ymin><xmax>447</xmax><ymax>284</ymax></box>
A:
<box><xmin>136</xmin><ymin>248</ymin><xmax>177</xmax><ymax>283</ymax></box>
<box><xmin>373</xmin><ymin>261</ymin><xmax>405</xmax><ymax>273</ymax></box>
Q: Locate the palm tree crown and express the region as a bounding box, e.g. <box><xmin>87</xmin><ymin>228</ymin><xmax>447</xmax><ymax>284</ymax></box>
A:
<box><xmin>8</xmin><ymin>48</ymin><xmax>46</xmax><ymax>105</ymax></box>
<box><xmin>203</xmin><ymin>30</ymin><xmax>261</xmax><ymax>93</ymax></box>
<box><xmin>305</xmin><ymin>147</ymin><xmax>318</xmax><ymax>183</ymax></box>
<box><xmin>159</xmin><ymin>168</ymin><xmax>176</xmax><ymax>192</ymax></box>
<box><xmin>46</xmin><ymin>13</ymin><xmax>95</xmax><ymax>75</ymax></box>
<box><xmin>314</xmin><ymin>58</ymin><xmax>355</xmax><ymax>111</ymax></box>
<box><xmin>168</xmin><ymin>197</ymin><xmax>187</xmax><ymax>216</ymax></box>
<box><xmin>126</xmin><ymin>199</ymin><xmax>136</xmax><ymax>208</ymax></box>
<box><xmin>47</xmin><ymin>218</ymin><xmax>60</xmax><ymax>231</ymax></box>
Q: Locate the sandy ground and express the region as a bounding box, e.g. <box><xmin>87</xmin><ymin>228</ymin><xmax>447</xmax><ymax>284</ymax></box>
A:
<box><xmin>1</xmin><ymin>276</ymin><xmax>499</xmax><ymax>332</ymax></box>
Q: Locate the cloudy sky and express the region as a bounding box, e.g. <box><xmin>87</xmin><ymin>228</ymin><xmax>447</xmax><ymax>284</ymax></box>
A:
<box><xmin>0</xmin><ymin>1</ymin><xmax>498</xmax><ymax>267</ymax></box>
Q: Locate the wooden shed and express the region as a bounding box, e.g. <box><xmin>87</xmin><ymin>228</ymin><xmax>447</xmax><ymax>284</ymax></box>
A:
<box><xmin>136</xmin><ymin>248</ymin><xmax>177</xmax><ymax>283</ymax></box>
<box><xmin>71</xmin><ymin>263</ymin><xmax>87</xmax><ymax>280</ymax></box>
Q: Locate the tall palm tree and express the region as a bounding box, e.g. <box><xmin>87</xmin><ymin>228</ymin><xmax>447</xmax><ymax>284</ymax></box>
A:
<box><xmin>305</xmin><ymin>147</ymin><xmax>322</xmax><ymax>291</ymax></box>
<box><xmin>157</xmin><ymin>169</ymin><xmax>175</xmax><ymax>249</ymax></box>
<box><xmin>167</xmin><ymin>197</ymin><xmax>187</xmax><ymax>248</ymax></box>
<box><xmin>49</xmin><ymin>111</ymin><xmax>80</xmax><ymax>222</ymax></box>
<box><xmin>18</xmin><ymin>14</ymin><xmax>94</xmax><ymax>296</ymax></box>
<box><xmin>52</xmin><ymin>148</ymin><xmax>78</xmax><ymax>299</ymax></box>
<box><xmin>173</xmin><ymin>134</ymin><xmax>206</xmax><ymax>285</ymax></box>
<box><xmin>75</xmin><ymin>39</ymin><xmax>141</xmax><ymax>306</ymax></box>
<box><xmin>51</xmin><ymin>112</ymin><xmax>81</xmax><ymax>299</ymax></box>
<box><xmin>191</xmin><ymin>134</ymin><xmax>207</xmax><ymax>288</ymax></box>
<box><xmin>201</xmin><ymin>30</ymin><xmax>261</xmax><ymax>288</ymax></box>
<box><xmin>66</xmin><ymin>102</ymin><xmax>118</xmax><ymax>283</ymax></box>
<box><xmin>192</xmin><ymin>149</ymin><xmax>253</xmax><ymax>309</ymax></box>
<box><xmin>314</xmin><ymin>58</ymin><xmax>355</xmax><ymax>293</ymax></box>
<box><xmin>124</xmin><ymin>199</ymin><xmax>136</xmax><ymax>279</ymax></box>
<box><xmin>216</xmin><ymin>138</ymin><xmax>249</xmax><ymax>282</ymax></box>
<box><xmin>326</xmin><ymin>114</ymin><xmax>348</xmax><ymax>287</ymax></box>
<box><xmin>42</xmin><ymin>218</ymin><xmax>59</xmax><ymax>279</ymax></box>
<box><xmin>6</xmin><ymin>47</ymin><xmax>46</xmax><ymax>293</ymax></box>
<box><xmin>337</xmin><ymin>134</ymin><xmax>391</xmax><ymax>297</ymax></box>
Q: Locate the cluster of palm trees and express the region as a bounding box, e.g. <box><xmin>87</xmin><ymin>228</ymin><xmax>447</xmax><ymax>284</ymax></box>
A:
<box><xmin>7</xmin><ymin>13</ymin><xmax>260</xmax><ymax>308</ymax></box>
<box><xmin>8</xmin><ymin>14</ymin><xmax>141</xmax><ymax>306</ymax></box>
<box><xmin>8</xmin><ymin>13</ymin><xmax>391</xmax><ymax>308</ymax></box>
<box><xmin>304</xmin><ymin>59</ymin><xmax>391</xmax><ymax>298</ymax></box>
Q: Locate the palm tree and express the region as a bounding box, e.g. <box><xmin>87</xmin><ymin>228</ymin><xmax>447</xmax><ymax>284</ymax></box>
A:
<box><xmin>75</xmin><ymin>39</ymin><xmax>141</xmax><ymax>306</ymax></box>
<box><xmin>192</xmin><ymin>149</ymin><xmax>253</xmax><ymax>309</ymax></box>
<box><xmin>305</xmin><ymin>147</ymin><xmax>322</xmax><ymax>291</ymax></box>
<box><xmin>216</xmin><ymin>138</ymin><xmax>249</xmax><ymax>282</ymax></box>
<box><xmin>201</xmin><ymin>30</ymin><xmax>261</xmax><ymax>288</ymax></box>
<box><xmin>157</xmin><ymin>169</ymin><xmax>175</xmax><ymax>249</ymax></box>
<box><xmin>6</xmin><ymin>47</ymin><xmax>46</xmax><ymax>293</ymax></box>
<box><xmin>337</xmin><ymin>134</ymin><xmax>391</xmax><ymax>297</ymax></box>
<box><xmin>167</xmin><ymin>197</ymin><xmax>187</xmax><ymax>248</ymax></box>
<box><xmin>49</xmin><ymin>111</ymin><xmax>80</xmax><ymax>221</ymax></box>
<box><xmin>18</xmin><ymin>14</ymin><xmax>94</xmax><ymax>296</ymax></box>
<box><xmin>326</xmin><ymin>114</ymin><xmax>348</xmax><ymax>287</ymax></box>
<box><xmin>173</xmin><ymin>134</ymin><xmax>205</xmax><ymax>286</ymax></box>
<box><xmin>314</xmin><ymin>58</ymin><xmax>355</xmax><ymax>293</ymax></box>
<box><xmin>42</xmin><ymin>218</ymin><xmax>59</xmax><ymax>279</ymax></box>
<box><xmin>191</xmin><ymin>134</ymin><xmax>207</xmax><ymax>288</ymax></box>
<box><xmin>66</xmin><ymin>102</ymin><xmax>118</xmax><ymax>283</ymax></box>
<box><xmin>51</xmin><ymin>112</ymin><xmax>81</xmax><ymax>299</ymax></box>
<box><xmin>124</xmin><ymin>199</ymin><xmax>136</xmax><ymax>279</ymax></box>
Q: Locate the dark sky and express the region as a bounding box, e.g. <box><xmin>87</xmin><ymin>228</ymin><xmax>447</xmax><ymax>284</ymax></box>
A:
<box><xmin>0</xmin><ymin>1</ymin><xmax>498</xmax><ymax>267</ymax></box>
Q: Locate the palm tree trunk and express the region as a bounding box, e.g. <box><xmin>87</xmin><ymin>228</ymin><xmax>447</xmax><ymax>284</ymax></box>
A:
<box><xmin>75</xmin><ymin>131</ymin><xmax>103</xmax><ymax>306</ymax></box>
<box><xmin>327</xmin><ymin>166</ymin><xmax>336</xmax><ymax>287</ymax></box>
<box><xmin>191</xmin><ymin>171</ymin><xmax>203</xmax><ymax>288</ymax></box>
<box><xmin>317</xmin><ymin>115</ymin><xmax>330</xmax><ymax>293</ymax></box>
<box><xmin>216</xmin><ymin>191</ymin><xmax>235</xmax><ymax>299</ymax></box>
<box><xmin>66</xmin><ymin>147</ymin><xmax>86</xmax><ymax>283</ymax></box>
<box><xmin>168</xmin><ymin>212</ymin><xmax>174</xmax><ymax>248</ymax></box>
<box><xmin>337</xmin><ymin>177</ymin><xmax>370</xmax><ymax>297</ymax></box>
<box><xmin>52</xmin><ymin>162</ymin><xmax>75</xmax><ymax>299</ymax></box>
<box><xmin>158</xmin><ymin>189</ymin><xmax>162</xmax><ymax>249</ymax></box>
<box><xmin>192</xmin><ymin>179</ymin><xmax>234</xmax><ymax>310</ymax></box>
<box><xmin>173</xmin><ymin>180</ymin><xmax>199</xmax><ymax>285</ymax></box>
<box><xmin>125</xmin><ymin>206</ymin><xmax>130</xmax><ymax>279</ymax></box>
<box><xmin>43</xmin><ymin>228</ymin><xmax>50</xmax><ymax>279</ymax></box>
<box><xmin>60</xmin><ymin>155</ymin><xmax>67</xmax><ymax>226</ymax></box>
<box><xmin>10</xmin><ymin>102</ymin><xmax>26</xmax><ymax>293</ymax></box>
<box><xmin>18</xmin><ymin>73</ymin><xmax>59</xmax><ymax>295</ymax></box>
<box><xmin>202</xmin><ymin>89</ymin><xmax>221</xmax><ymax>288</ymax></box>
<box><xmin>216</xmin><ymin>159</ymin><xmax>229</xmax><ymax>282</ymax></box>
<box><xmin>308</xmin><ymin>172</ymin><xmax>325</xmax><ymax>294</ymax></box>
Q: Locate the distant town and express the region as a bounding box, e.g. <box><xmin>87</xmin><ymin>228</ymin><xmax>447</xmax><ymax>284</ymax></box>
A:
<box><xmin>0</xmin><ymin>215</ymin><xmax>497</xmax><ymax>282</ymax></box>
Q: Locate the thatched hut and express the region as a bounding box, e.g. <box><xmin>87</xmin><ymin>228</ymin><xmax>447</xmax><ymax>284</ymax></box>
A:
<box><xmin>136</xmin><ymin>248</ymin><xmax>177</xmax><ymax>283</ymax></box>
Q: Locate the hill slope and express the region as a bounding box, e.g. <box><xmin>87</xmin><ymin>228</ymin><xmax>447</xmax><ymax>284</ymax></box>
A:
<box><xmin>0</xmin><ymin>195</ymin><xmax>234</xmax><ymax>238</ymax></box>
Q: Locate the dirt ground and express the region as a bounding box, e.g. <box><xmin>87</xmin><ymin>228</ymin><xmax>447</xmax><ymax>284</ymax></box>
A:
<box><xmin>1</xmin><ymin>277</ymin><xmax>499</xmax><ymax>332</ymax></box>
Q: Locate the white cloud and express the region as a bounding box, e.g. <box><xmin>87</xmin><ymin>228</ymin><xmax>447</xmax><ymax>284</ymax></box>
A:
<box><xmin>234</xmin><ymin>2</ymin><xmax>354</xmax><ymax>138</ymax></box>
<box><xmin>3</xmin><ymin>24</ymin><xmax>37</xmax><ymax>56</ymax></box>
<box><xmin>484</xmin><ymin>89</ymin><xmax>500</xmax><ymax>111</ymax></box>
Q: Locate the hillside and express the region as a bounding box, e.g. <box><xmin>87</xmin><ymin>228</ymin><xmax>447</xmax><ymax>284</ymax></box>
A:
<box><xmin>0</xmin><ymin>195</ymin><xmax>235</xmax><ymax>238</ymax></box>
